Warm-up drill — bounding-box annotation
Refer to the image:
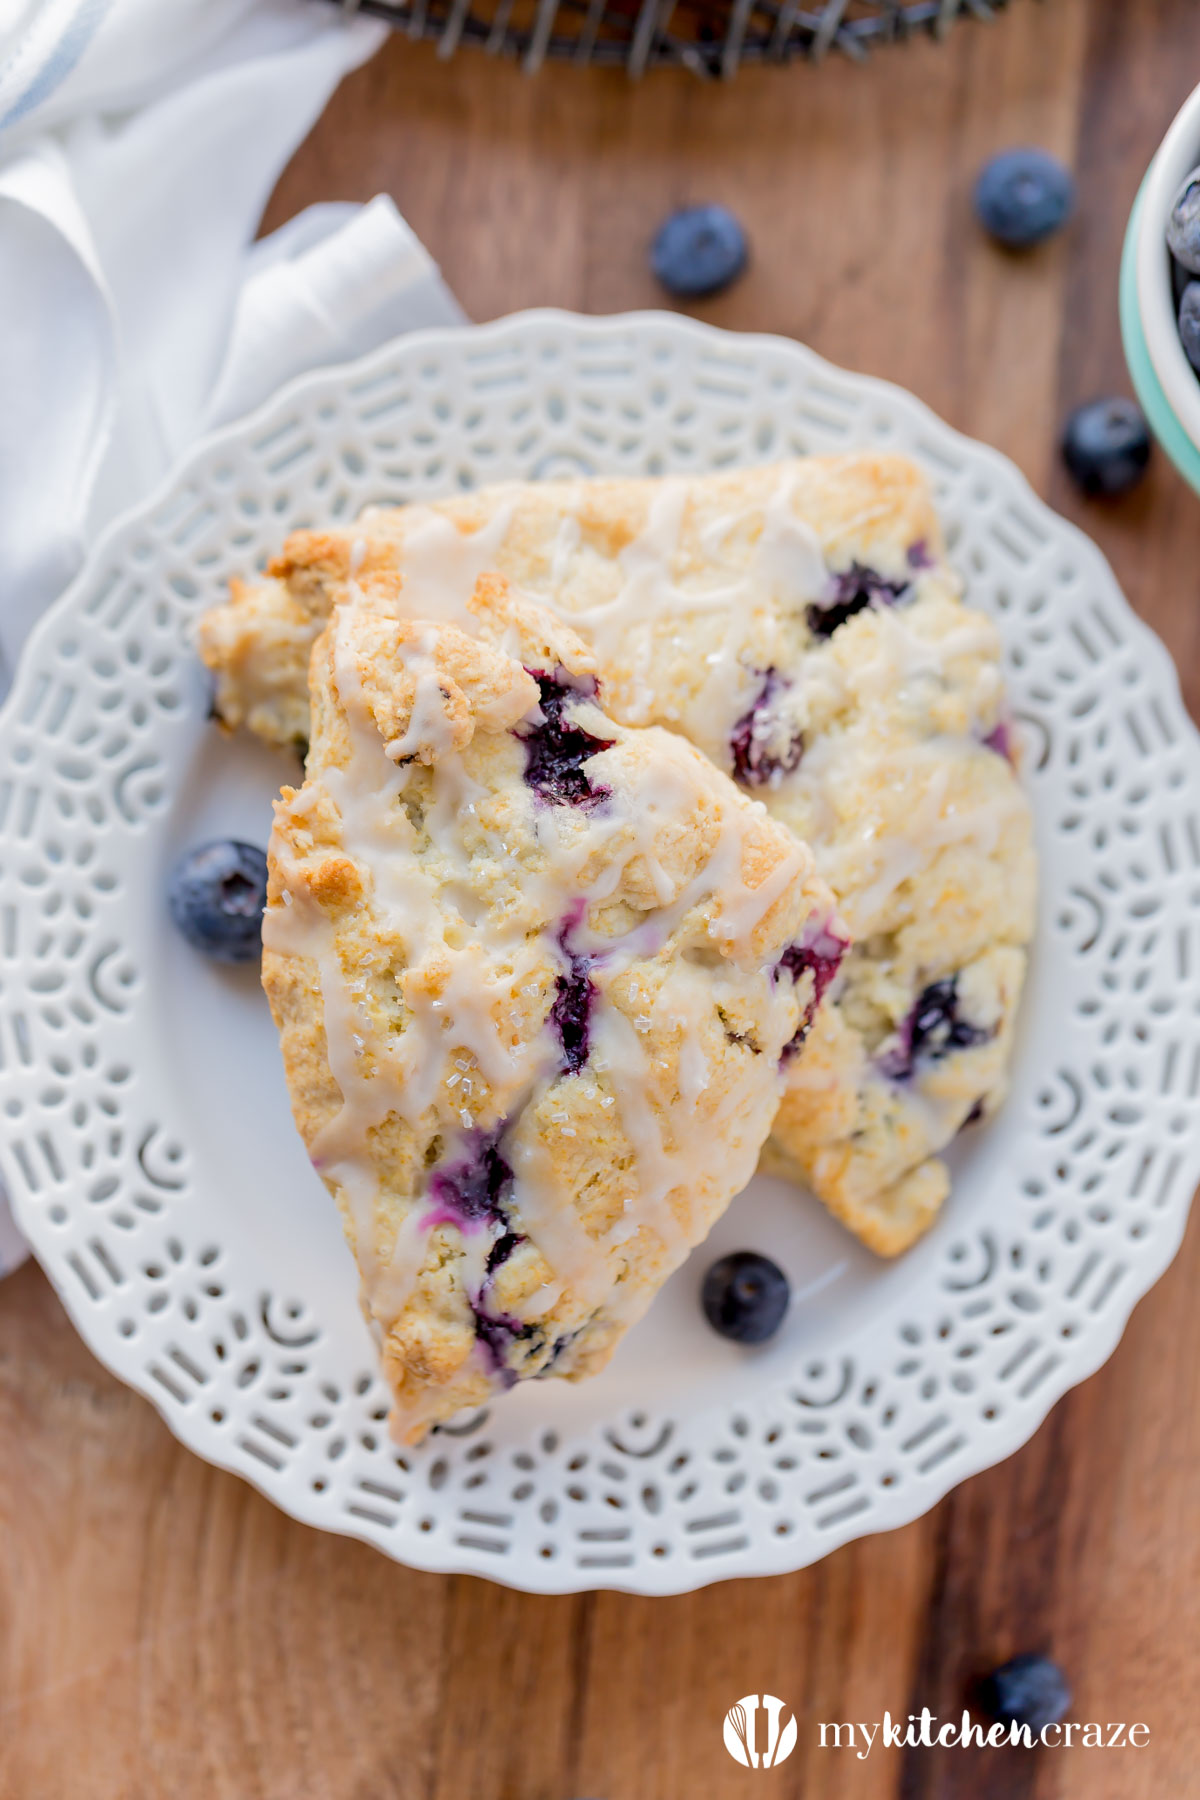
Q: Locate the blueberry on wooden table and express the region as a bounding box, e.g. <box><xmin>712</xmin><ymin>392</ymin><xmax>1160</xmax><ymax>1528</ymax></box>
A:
<box><xmin>1167</xmin><ymin>168</ymin><xmax>1200</xmax><ymax>275</ymax></box>
<box><xmin>651</xmin><ymin>205</ymin><xmax>748</xmax><ymax>300</ymax></box>
<box><xmin>1061</xmin><ymin>398</ymin><xmax>1151</xmax><ymax>497</ymax></box>
<box><xmin>702</xmin><ymin>1252</ymin><xmax>789</xmax><ymax>1344</ymax></box>
<box><xmin>168</xmin><ymin>840</ymin><xmax>268</xmax><ymax>963</ymax></box>
<box><xmin>973</xmin><ymin>148</ymin><xmax>1074</xmax><ymax>247</ymax></box>
<box><xmin>978</xmin><ymin>1654</ymin><xmax>1072</xmax><ymax>1735</ymax></box>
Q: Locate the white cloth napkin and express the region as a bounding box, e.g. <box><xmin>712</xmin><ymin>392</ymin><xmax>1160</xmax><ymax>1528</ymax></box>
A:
<box><xmin>0</xmin><ymin>0</ymin><xmax>467</xmax><ymax>1275</ymax></box>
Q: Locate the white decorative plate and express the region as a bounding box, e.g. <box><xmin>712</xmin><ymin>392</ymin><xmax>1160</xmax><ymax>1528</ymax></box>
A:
<box><xmin>2</xmin><ymin>311</ymin><xmax>1198</xmax><ymax>1596</ymax></box>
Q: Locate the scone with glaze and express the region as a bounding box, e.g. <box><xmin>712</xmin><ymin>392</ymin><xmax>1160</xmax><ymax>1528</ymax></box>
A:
<box><xmin>204</xmin><ymin>454</ymin><xmax>1036</xmax><ymax>1257</ymax></box>
<box><xmin>262</xmin><ymin>574</ymin><xmax>844</xmax><ymax>1439</ymax></box>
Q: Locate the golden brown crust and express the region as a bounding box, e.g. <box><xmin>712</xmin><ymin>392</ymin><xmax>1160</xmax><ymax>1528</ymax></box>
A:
<box><xmin>263</xmin><ymin>583</ymin><xmax>840</xmax><ymax>1437</ymax></box>
<box><xmin>206</xmin><ymin>454</ymin><xmax>1035</xmax><ymax>1259</ymax></box>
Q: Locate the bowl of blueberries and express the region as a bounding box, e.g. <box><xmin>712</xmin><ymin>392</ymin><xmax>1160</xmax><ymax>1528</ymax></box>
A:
<box><xmin>1121</xmin><ymin>81</ymin><xmax>1200</xmax><ymax>493</ymax></box>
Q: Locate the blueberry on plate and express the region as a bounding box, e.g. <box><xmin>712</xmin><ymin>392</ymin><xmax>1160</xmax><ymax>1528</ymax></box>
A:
<box><xmin>974</xmin><ymin>148</ymin><xmax>1074</xmax><ymax>248</ymax></box>
<box><xmin>1061</xmin><ymin>397</ymin><xmax>1151</xmax><ymax>497</ymax></box>
<box><xmin>651</xmin><ymin>205</ymin><xmax>748</xmax><ymax>300</ymax></box>
<box><xmin>702</xmin><ymin>1251</ymin><xmax>789</xmax><ymax>1344</ymax></box>
<box><xmin>978</xmin><ymin>1654</ymin><xmax>1071</xmax><ymax>1735</ymax></box>
<box><xmin>168</xmin><ymin>839</ymin><xmax>269</xmax><ymax>963</ymax></box>
<box><xmin>1179</xmin><ymin>281</ymin><xmax>1200</xmax><ymax>373</ymax></box>
<box><xmin>1167</xmin><ymin>168</ymin><xmax>1200</xmax><ymax>275</ymax></box>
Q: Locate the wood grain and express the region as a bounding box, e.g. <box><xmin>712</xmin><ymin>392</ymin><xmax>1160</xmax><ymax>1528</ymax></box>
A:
<box><xmin>5</xmin><ymin>3</ymin><xmax>1200</xmax><ymax>1794</ymax></box>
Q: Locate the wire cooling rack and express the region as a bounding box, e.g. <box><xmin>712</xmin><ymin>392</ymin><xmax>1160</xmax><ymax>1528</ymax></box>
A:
<box><xmin>327</xmin><ymin>0</ymin><xmax>1026</xmax><ymax>78</ymax></box>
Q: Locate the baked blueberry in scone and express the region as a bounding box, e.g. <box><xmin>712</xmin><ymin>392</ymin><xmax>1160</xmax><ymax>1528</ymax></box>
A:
<box><xmin>202</xmin><ymin>454</ymin><xmax>1036</xmax><ymax>1258</ymax></box>
<box><xmin>260</xmin><ymin>576</ymin><xmax>842</xmax><ymax>1439</ymax></box>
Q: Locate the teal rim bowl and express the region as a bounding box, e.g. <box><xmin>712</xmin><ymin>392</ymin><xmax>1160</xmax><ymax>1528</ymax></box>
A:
<box><xmin>1120</xmin><ymin>179</ymin><xmax>1200</xmax><ymax>495</ymax></box>
<box><xmin>1120</xmin><ymin>83</ymin><xmax>1200</xmax><ymax>497</ymax></box>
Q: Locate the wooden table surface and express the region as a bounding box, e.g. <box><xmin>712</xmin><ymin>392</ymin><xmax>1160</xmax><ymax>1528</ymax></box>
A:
<box><xmin>5</xmin><ymin>3</ymin><xmax>1200</xmax><ymax>1795</ymax></box>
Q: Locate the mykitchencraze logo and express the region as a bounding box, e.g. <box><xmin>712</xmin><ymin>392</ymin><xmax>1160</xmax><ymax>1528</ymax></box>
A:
<box><xmin>723</xmin><ymin>1695</ymin><xmax>798</xmax><ymax>1768</ymax></box>
<box><xmin>819</xmin><ymin>1710</ymin><xmax>1151</xmax><ymax>1756</ymax></box>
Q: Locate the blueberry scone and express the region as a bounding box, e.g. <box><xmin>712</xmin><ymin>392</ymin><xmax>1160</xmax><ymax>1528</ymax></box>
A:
<box><xmin>262</xmin><ymin>574</ymin><xmax>842</xmax><ymax>1439</ymax></box>
<box><xmin>203</xmin><ymin>454</ymin><xmax>1036</xmax><ymax>1257</ymax></box>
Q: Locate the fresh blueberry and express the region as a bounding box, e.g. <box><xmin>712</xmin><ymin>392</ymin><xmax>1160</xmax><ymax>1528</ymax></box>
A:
<box><xmin>473</xmin><ymin>1231</ymin><xmax>538</xmax><ymax>1376</ymax></box>
<box><xmin>978</xmin><ymin>1654</ymin><xmax>1072</xmax><ymax>1735</ymax></box>
<box><xmin>1061</xmin><ymin>397</ymin><xmax>1151</xmax><ymax>497</ymax></box>
<box><xmin>982</xmin><ymin>718</ymin><xmax>1014</xmax><ymax>763</ymax></box>
<box><xmin>485</xmin><ymin>1231</ymin><xmax>521</xmax><ymax>1277</ymax></box>
<box><xmin>651</xmin><ymin>204</ymin><xmax>748</xmax><ymax>300</ymax></box>
<box><xmin>428</xmin><ymin>1126</ymin><xmax>514</xmax><ymax>1226</ymax></box>
<box><xmin>729</xmin><ymin>669</ymin><xmax>804</xmax><ymax>788</ymax></box>
<box><xmin>1172</xmin><ymin>251</ymin><xmax>1193</xmax><ymax>310</ymax></box>
<box><xmin>471</xmin><ymin>1301</ymin><xmax>535</xmax><ymax>1378</ymax></box>
<box><xmin>806</xmin><ymin>563</ymin><xmax>910</xmax><ymax>639</ymax></box>
<box><xmin>550</xmin><ymin>950</ymin><xmax>596</xmax><ymax>1074</ymax></box>
<box><xmin>910</xmin><ymin>978</ymin><xmax>988</xmax><ymax>1060</ymax></box>
<box><xmin>1167</xmin><ymin>168</ymin><xmax>1200</xmax><ymax>275</ymax></box>
<box><xmin>544</xmin><ymin>1329</ymin><xmax>580</xmax><ymax>1371</ymax></box>
<box><xmin>546</xmin><ymin>907</ymin><xmax>598</xmax><ymax>1073</ymax></box>
<box><xmin>974</xmin><ymin>148</ymin><xmax>1074</xmax><ymax>248</ymax></box>
<box><xmin>1179</xmin><ymin>281</ymin><xmax>1200</xmax><ymax>373</ymax></box>
<box><xmin>518</xmin><ymin>668</ymin><xmax>614</xmax><ymax>809</ymax></box>
<box><xmin>168</xmin><ymin>839</ymin><xmax>268</xmax><ymax>963</ymax></box>
<box><xmin>775</xmin><ymin>923</ymin><xmax>849</xmax><ymax>1056</ymax></box>
<box><xmin>702</xmin><ymin>1251</ymin><xmax>790</xmax><ymax>1344</ymax></box>
<box><xmin>880</xmin><ymin>976</ymin><xmax>990</xmax><ymax>1080</ymax></box>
